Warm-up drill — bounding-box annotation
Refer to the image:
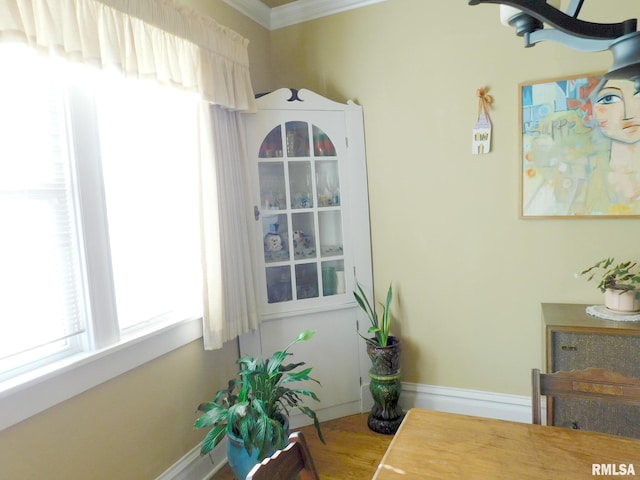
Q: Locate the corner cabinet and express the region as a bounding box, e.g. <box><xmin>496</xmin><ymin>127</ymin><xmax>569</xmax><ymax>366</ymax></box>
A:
<box><xmin>245</xmin><ymin>89</ymin><xmax>372</xmax><ymax>318</ymax></box>
<box><xmin>241</xmin><ymin>89</ymin><xmax>374</xmax><ymax>425</ymax></box>
<box><xmin>542</xmin><ymin>303</ymin><xmax>640</xmax><ymax>438</ymax></box>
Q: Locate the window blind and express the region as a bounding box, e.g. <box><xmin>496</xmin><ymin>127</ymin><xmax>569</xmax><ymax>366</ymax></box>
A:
<box><xmin>0</xmin><ymin>45</ymin><xmax>86</xmax><ymax>374</ymax></box>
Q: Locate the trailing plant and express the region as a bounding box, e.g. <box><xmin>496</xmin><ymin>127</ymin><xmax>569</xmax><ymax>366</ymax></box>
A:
<box><xmin>580</xmin><ymin>258</ymin><xmax>640</xmax><ymax>296</ymax></box>
<box><xmin>194</xmin><ymin>330</ymin><xmax>325</xmax><ymax>461</ymax></box>
<box><xmin>354</xmin><ymin>279</ymin><xmax>393</xmax><ymax>347</ymax></box>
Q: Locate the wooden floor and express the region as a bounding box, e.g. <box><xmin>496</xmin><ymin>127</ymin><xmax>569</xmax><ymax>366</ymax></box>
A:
<box><xmin>212</xmin><ymin>413</ymin><xmax>393</xmax><ymax>480</ymax></box>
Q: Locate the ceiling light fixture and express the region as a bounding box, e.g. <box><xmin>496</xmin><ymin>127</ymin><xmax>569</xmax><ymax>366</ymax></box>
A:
<box><xmin>468</xmin><ymin>0</ymin><xmax>640</xmax><ymax>89</ymax></box>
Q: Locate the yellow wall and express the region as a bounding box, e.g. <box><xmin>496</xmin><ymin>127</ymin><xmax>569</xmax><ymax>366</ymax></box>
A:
<box><xmin>0</xmin><ymin>340</ymin><xmax>239</xmax><ymax>479</ymax></box>
<box><xmin>268</xmin><ymin>0</ymin><xmax>640</xmax><ymax>395</ymax></box>
<box><xmin>3</xmin><ymin>2</ymin><xmax>640</xmax><ymax>478</ymax></box>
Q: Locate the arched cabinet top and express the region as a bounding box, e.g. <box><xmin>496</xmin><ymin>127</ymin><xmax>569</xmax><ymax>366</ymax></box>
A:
<box><xmin>255</xmin><ymin>88</ymin><xmax>362</xmax><ymax>112</ymax></box>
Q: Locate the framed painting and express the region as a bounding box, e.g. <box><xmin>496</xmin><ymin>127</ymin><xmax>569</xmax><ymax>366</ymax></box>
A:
<box><xmin>520</xmin><ymin>73</ymin><xmax>640</xmax><ymax>218</ymax></box>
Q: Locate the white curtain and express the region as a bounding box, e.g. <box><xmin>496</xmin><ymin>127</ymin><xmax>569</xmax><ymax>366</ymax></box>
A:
<box><xmin>0</xmin><ymin>0</ymin><xmax>255</xmax><ymax>110</ymax></box>
<box><xmin>199</xmin><ymin>105</ymin><xmax>260</xmax><ymax>349</ymax></box>
<box><xmin>0</xmin><ymin>0</ymin><xmax>261</xmax><ymax>348</ymax></box>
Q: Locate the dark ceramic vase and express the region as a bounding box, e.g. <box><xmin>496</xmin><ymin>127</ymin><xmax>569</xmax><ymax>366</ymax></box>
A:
<box><xmin>366</xmin><ymin>336</ymin><xmax>401</xmax><ymax>375</ymax></box>
<box><xmin>366</xmin><ymin>336</ymin><xmax>404</xmax><ymax>434</ymax></box>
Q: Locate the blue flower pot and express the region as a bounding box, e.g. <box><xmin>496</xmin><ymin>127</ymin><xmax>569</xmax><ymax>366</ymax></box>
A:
<box><xmin>226</xmin><ymin>415</ymin><xmax>289</xmax><ymax>480</ymax></box>
<box><xmin>227</xmin><ymin>431</ymin><xmax>261</xmax><ymax>480</ymax></box>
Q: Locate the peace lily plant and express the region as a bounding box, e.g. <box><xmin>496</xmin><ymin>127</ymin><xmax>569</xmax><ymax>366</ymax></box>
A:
<box><xmin>194</xmin><ymin>330</ymin><xmax>325</xmax><ymax>462</ymax></box>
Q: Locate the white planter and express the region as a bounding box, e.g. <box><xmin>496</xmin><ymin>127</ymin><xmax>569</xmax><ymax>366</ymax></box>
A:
<box><xmin>604</xmin><ymin>288</ymin><xmax>640</xmax><ymax>313</ymax></box>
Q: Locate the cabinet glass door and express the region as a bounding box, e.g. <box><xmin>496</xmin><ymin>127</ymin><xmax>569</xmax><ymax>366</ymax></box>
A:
<box><xmin>257</xmin><ymin>121</ymin><xmax>345</xmax><ymax>305</ymax></box>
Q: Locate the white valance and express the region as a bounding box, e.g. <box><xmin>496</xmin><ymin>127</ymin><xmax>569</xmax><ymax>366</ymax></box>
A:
<box><xmin>0</xmin><ymin>0</ymin><xmax>255</xmax><ymax>110</ymax></box>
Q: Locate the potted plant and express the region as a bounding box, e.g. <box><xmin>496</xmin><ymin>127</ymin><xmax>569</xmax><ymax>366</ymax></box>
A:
<box><xmin>354</xmin><ymin>280</ymin><xmax>404</xmax><ymax>434</ymax></box>
<box><xmin>580</xmin><ymin>258</ymin><xmax>640</xmax><ymax>312</ymax></box>
<box><xmin>194</xmin><ymin>330</ymin><xmax>325</xmax><ymax>479</ymax></box>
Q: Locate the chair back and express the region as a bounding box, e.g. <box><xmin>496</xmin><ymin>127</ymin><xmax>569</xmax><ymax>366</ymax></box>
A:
<box><xmin>532</xmin><ymin>367</ymin><xmax>640</xmax><ymax>425</ymax></box>
<box><xmin>245</xmin><ymin>431</ymin><xmax>320</xmax><ymax>480</ymax></box>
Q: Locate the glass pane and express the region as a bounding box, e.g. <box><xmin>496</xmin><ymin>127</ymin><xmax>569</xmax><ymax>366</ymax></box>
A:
<box><xmin>292</xmin><ymin>212</ymin><xmax>316</xmax><ymax>260</ymax></box>
<box><xmin>259</xmin><ymin>126</ymin><xmax>283</xmax><ymax>158</ymax></box>
<box><xmin>289</xmin><ymin>161</ymin><xmax>313</xmax><ymax>209</ymax></box>
<box><xmin>259</xmin><ymin>162</ymin><xmax>287</xmax><ymax>210</ymax></box>
<box><xmin>322</xmin><ymin>260</ymin><xmax>345</xmax><ymax>296</ymax></box>
<box><xmin>266</xmin><ymin>266</ymin><xmax>293</xmax><ymax>303</ymax></box>
<box><xmin>285</xmin><ymin>121</ymin><xmax>309</xmax><ymax>157</ymax></box>
<box><xmin>295</xmin><ymin>263</ymin><xmax>319</xmax><ymax>300</ymax></box>
<box><xmin>312</xmin><ymin>125</ymin><xmax>336</xmax><ymax>156</ymax></box>
<box><xmin>318</xmin><ymin>210</ymin><xmax>344</xmax><ymax>257</ymax></box>
<box><xmin>98</xmin><ymin>75</ymin><xmax>201</xmax><ymax>330</ymax></box>
<box><xmin>0</xmin><ymin>44</ymin><xmax>86</xmax><ymax>370</ymax></box>
<box><xmin>262</xmin><ymin>213</ymin><xmax>289</xmax><ymax>263</ymax></box>
<box><xmin>316</xmin><ymin>160</ymin><xmax>340</xmax><ymax>207</ymax></box>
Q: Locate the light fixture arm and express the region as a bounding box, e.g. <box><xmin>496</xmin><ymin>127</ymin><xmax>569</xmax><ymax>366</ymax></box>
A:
<box><xmin>469</xmin><ymin>0</ymin><xmax>640</xmax><ymax>90</ymax></box>
<box><xmin>468</xmin><ymin>0</ymin><xmax>637</xmax><ymax>47</ymax></box>
<box><xmin>564</xmin><ymin>0</ymin><xmax>582</xmax><ymax>19</ymax></box>
<box><xmin>525</xmin><ymin>28</ymin><xmax>613</xmax><ymax>52</ymax></box>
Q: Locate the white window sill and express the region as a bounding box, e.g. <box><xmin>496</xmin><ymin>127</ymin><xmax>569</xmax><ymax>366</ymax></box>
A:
<box><xmin>0</xmin><ymin>316</ymin><xmax>203</xmax><ymax>431</ymax></box>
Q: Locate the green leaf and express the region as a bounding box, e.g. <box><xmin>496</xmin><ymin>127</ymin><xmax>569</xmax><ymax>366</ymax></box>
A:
<box><xmin>279</xmin><ymin>361</ymin><xmax>305</xmax><ymax>372</ymax></box>
<box><xmin>267</xmin><ymin>350</ymin><xmax>289</xmax><ymax>375</ymax></box>
<box><xmin>581</xmin><ymin>258</ymin><xmax>640</xmax><ymax>292</ymax></box>
<box><xmin>297</xmin><ymin>405</ymin><xmax>325</xmax><ymax>444</ymax></box>
<box><xmin>196</xmin><ymin>401</ymin><xmax>216</xmax><ymax>413</ymax></box>
<box><xmin>281</xmin><ymin>367</ymin><xmax>319</xmax><ymax>384</ymax></box>
<box><xmin>254</xmin><ymin>414</ymin><xmax>280</xmax><ymax>461</ymax></box>
<box><xmin>288</xmin><ymin>388</ymin><xmax>321</xmax><ymax>402</ymax></box>
<box><xmin>354</xmin><ymin>281</ymin><xmax>378</xmax><ymax>330</ymax></box>
<box><xmin>200</xmin><ymin>424</ymin><xmax>228</xmax><ymax>455</ymax></box>
<box><xmin>354</xmin><ymin>279</ymin><xmax>393</xmax><ymax>346</ymax></box>
<box><xmin>238</xmin><ymin>416</ymin><xmax>254</xmax><ymax>455</ymax></box>
<box><xmin>194</xmin><ymin>403</ymin><xmax>227</xmax><ymax>429</ymax></box>
<box><xmin>379</xmin><ymin>283</ymin><xmax>393</xmax><ymax>346</ymax></box>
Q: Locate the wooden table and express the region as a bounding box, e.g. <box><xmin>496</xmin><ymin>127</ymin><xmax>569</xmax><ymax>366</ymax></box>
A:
<box><xmin>372</xmin><ymin>408</ymin><xmax>640</xmax><ymax>479</ymax></box>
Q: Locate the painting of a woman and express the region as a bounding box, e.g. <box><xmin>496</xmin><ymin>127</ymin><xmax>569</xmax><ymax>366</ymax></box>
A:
<box><xmin>521</xmin><ymin>74</ymin><xmax>640</xmax><ymax>217</ymax></box>
<box><xmin>593</xmin><ymin>78</ymin><xmax>640</xmax><ymax>210</ymax></box>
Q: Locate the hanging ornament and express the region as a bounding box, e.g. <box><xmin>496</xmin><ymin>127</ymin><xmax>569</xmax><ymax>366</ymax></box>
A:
<box><xmin>472</xmin><ymin>87</ymin><xmax>493</xmax><ymax>155</ymax></box>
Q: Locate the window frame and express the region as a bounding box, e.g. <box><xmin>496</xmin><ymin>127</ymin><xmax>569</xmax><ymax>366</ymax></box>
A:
<box><xmin>0</xmin><ymin>316</ymin><xmax>203</xmax><ymax>430</ymax></box>
<box><xmin>0</xmin><ymin>48</ymin><xmax>206</xmax><ymax>430</ymax></box>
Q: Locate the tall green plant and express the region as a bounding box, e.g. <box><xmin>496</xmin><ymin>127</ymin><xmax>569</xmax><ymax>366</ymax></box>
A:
<box><xmin>194</xmin><ymin>330</ymin><xmax>325</xmax><ymax>461</ymax></box>
<box><xmin>354</xmin><ymin>280</ymin><xmax>393</xmax><ymax>347</ymax></box>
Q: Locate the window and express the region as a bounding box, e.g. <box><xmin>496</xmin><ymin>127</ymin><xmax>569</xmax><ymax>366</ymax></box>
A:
<box><xmin>0</xmin><ymin>45</ymin><xmax>87</xmax><ymax>377</ymax></box>
<box><xmin>97</xmin><ymin>71</ymin><xmax>201</xmax><ymax>333</ymax></box>
<box><xmin>0</xmin><ymin>43</ymin><xmax>203</xmax><ymax>411</ymax></box>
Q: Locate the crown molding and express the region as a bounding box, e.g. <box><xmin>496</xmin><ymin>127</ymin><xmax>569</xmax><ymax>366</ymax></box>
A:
<box><xmin>223</xmin><ymin>0</ymin><xmax>387</xmax><ymax>30</ymax></box>
<box><xmin>222</xmin><ymin>0</ymin><xmax>272</xmax><ymax>28</ymax></box>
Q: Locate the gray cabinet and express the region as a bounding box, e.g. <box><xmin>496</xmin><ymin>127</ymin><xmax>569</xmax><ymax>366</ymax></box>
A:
<box><xmin>543</xmin><ymin>303</ymin><xmax>640</xmax><ymax>438</ymax></box>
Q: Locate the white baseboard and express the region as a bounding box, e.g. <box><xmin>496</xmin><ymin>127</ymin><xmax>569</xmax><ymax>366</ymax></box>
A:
<box><xmin>399</xmin><ymin>382</ymin><xmax>534</xmax><ymax>423</ymax></box>
<box><xmin>362</xmin><ymin>381</ymin><xmax>536</xmax><ymax>424</ymax></box>
<box><xmin>160</xmin><ymin>382</ymin><xmax>538</xmax><ymax>479</ymax></box>
<box><xmin>155</xmin><ymin>437</ymin><xmax>227</xmax><ymax>480</ymax></box>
